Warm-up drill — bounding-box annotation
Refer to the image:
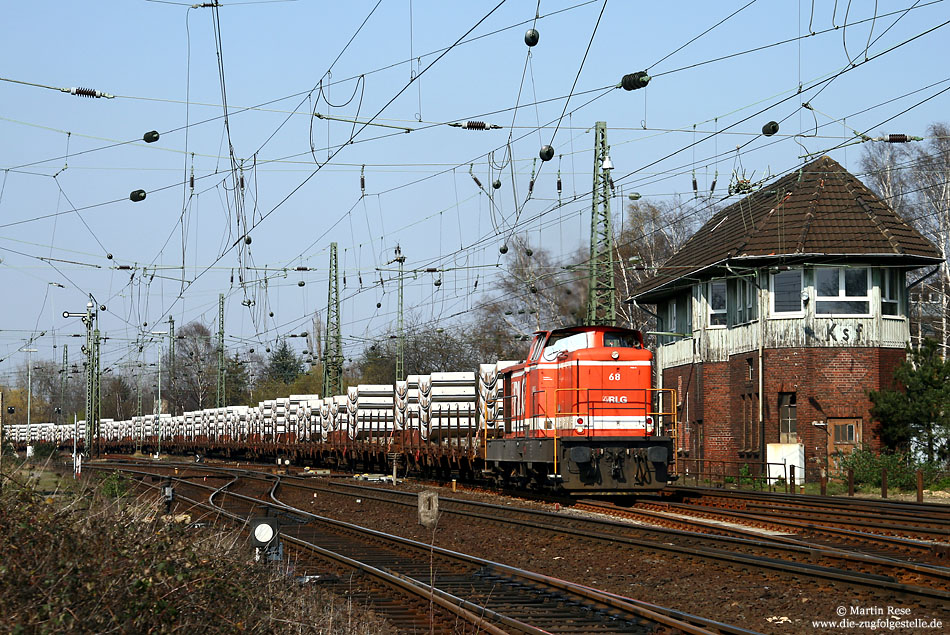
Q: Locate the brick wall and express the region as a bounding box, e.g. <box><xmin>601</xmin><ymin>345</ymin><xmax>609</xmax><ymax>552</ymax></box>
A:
<box><xmin>662</xmin><ymin>347</ymin><xmax>907</xmax><ymax>481</ymax></box>
<box><xmin>661</xmin><ymin>363</ymin><xmax>701</xmax><ymax>454</ymax></box>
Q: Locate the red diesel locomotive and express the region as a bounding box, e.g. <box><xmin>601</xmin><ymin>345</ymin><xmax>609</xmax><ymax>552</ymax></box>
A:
<box><xmin>484</xmin><ymin>324</ymin><xmax>677</xmax><ymax>494</ymax></box>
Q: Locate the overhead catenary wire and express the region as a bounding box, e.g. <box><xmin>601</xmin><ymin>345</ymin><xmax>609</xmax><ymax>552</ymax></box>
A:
<box><xmin>3</xmin><ymin>1</ymin><xmax>947</xmax><ymax>375</ymax></box>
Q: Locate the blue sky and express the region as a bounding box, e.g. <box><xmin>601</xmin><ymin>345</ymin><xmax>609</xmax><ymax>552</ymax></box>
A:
<box><xmin>1</xmin><ymin>0</ymin><xmax>947</xmax><ymax>380</ymax></box>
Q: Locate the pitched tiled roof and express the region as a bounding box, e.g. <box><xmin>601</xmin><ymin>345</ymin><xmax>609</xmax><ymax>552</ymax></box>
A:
<box><xmin>630</xmin><ymin>155</ymin><xmax>942</xmax><ymax>301</ymax></box>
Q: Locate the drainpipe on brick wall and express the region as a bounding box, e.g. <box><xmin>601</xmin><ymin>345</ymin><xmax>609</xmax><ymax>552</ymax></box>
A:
<box><xmin>756</xmin><ymin>284</ymin><xmax>768</xmax><ymax>472</ymax></box>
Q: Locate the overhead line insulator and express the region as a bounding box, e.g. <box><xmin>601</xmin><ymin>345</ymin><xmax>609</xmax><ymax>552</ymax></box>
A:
<box><xmin>64</xmin><ymin>86</ymin><xmax>115</xmax><ymax>99</ymax></box>
<box><xmin>449</xmin><ymin>121</ymin><xmax>502</xmax><ymax>130</ymax></box>
<box><xmin>620</xmin><ymin>71</ymin><xmax>650</xmax><ymax>91</ymax></box>
<box><xmin>524</xmin><ymin>28</ymin><xmax>540</xmax><ymax>47</ymax></box>
<box><xmin>884</xmin><ymin>134</ymin><xmax>923</xmax><ymax>143</ymax></box>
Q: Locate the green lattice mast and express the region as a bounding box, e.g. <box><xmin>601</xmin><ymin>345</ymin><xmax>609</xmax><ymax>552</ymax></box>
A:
<box><xmin>394</xmin><ymin>245</ymin><xmax>406</xmax><ymax>381</ymax></box>
<box><xmin>167</xmin><ymin>315</ymin><xmax>175</xmax><ymax>415</ymax></box>
<box><xmin>586</xmin><ymin>121</ymin><xmax>616</xmax><ymax>326</ymax></box>
<box><xmin>322</xmin><ymin>242</ymin><xmax>343</xmax><ymax>397</ymax></box>
<box><xmin>216</xmin><ymin>293</ymin><xmax>225</xmax><ymax>407</ymax></box>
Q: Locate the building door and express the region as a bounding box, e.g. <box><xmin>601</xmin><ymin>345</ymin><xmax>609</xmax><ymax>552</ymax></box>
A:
<box><xmin>827</xmin><ymin>417</ymin><xmax>861</xmax><ymax>469</ymax></box>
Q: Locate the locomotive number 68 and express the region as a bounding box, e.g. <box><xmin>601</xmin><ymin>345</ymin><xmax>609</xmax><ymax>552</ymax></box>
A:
<box><xmin>483</xmin><ymin>325</ymin><xmax>677</xmax><ymax>494</ymax></box>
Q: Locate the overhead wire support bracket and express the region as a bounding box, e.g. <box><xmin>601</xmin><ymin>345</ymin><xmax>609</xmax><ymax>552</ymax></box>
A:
<box><xmin>313</xmin><ymin>112</ymin><xmax>413</xmax><ymax>133</ymax></box>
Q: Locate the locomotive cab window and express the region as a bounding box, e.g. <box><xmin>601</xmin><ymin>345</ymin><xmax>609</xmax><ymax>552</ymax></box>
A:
<box><xmin>541</xmin><ymin>331</ymin><xmax>590</xmax><ymax>360</ymax></box>
<box><xmin>529</xmin><ymin>335</ymin><xmax>546</xmax><ymax>361</ymax></box>
<box><xmin>603</xmin><ymin>332</ymin><xmax>641</xmax><ymax>348</ymax></box>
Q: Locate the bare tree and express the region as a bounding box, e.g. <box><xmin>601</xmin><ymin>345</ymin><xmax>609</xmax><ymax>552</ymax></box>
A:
<box><xmin>908</xmin><ymin>124</ymin><xmax>950</xmax><ymax>355</ymax></box>
<box><xmin>861</xmin><ymin>141</ymin><xmax>913</xmax><ymax>218</ymax></box>
<box><xmin>166</xmin><ymin>322</ymin><xmax>217</xmax><ymax>411</ymax></box>
<box><xmin>862</xmin><ymin>124</ymin><xmax>950</xmax><ymax>354</ymax></box>
<box><xmin>481</xmin><ymin>236</ymin><xmax>586</xmax><ymax>336</ymax></box>
<box><xmin>615</xmin><ymin>197</ymin><xmax>713</xmax><ymax>329</ymax></box>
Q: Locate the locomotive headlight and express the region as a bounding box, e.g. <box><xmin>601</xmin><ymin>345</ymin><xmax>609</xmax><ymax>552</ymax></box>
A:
<box><xmin>611</xmin><ymin>351</ymin><xmax>619</xmax><ymax>360</ymax></box>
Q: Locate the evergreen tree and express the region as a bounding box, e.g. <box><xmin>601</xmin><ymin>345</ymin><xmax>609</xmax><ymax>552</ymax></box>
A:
<box><xmin>224</xmin><ymin>354</ymin><xmax>251</xmax><ymax>405</ymax></box>
<box><xmin>869</xmin><ymin>339</ymin><xmax>950</xmax><ymax>462</ymax></box>
<box><xmin>264</xmin><ymin>340</ymin><xmax>302</xmax><ymax>385</ymax></box>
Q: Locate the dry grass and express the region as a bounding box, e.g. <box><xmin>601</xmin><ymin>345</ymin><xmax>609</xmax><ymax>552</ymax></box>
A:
<box><xmin>0</xmin><ymin>460</ymin><xmax>392</xmax><ymax>634</ymax></box>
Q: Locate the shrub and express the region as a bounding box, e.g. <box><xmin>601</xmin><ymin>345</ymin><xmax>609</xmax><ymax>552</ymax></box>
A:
<box><xmin>0</xmin><ymin>476</ymin><xmax>392</xmax><ymax>633</ymax></box>
<box><xmin>29</xmin><ymin>441</ymin><xmax>59</xmax><ymax>461</ymax></box>
<box><xmin>100</xmin><ymin>470</ymin><xmax>130</xmax><ymax>498</ymax></box>
<box><xmin>835</xmin><ymin>446</ymin><xmax>949</xmax><ymax>490</ymax></box>
<box><xmin>739</xmin><ymin>463</ymin><xmax>754</xmax><ymax>486</ymax></box>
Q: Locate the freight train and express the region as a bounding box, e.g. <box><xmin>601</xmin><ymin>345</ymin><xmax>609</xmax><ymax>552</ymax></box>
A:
<box><xmin>3</xmin><ymin>325</ymin><xmax>677</xmax><ymax>494</ymax></box>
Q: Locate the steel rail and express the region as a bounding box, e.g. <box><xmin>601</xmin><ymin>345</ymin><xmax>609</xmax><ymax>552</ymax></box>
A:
<box><xmin>90</xmin><ymin>465</ymin><xmax>514</xmax><ymax>635</ymax></box>
<box><xmin>91</xmin><ymin>460</ymin><xmax>950</xmax><ymax>597</ymax></box>
<box><xmin>655</xmin><ymin>496</ymin><xmax>950</xmax><ymax>536</ymax></box>
<box><xmin>670</xmin><ymin>486</ymin><xmax>950</xmax><ymax>518</ymax></box>
<box><xmin>636</xmin><ymin>500</ymin><xmax>950</xmax><ymax>549</ymax></box>
<box><xmin>92</xmin><ymin>463</ymin><xmax>734</xmax><ymax>635</ymax></box>
<box><xmin>260</xmin><ymin>477</ymin><xmax>746</xmax><ymax>635</ymax></box>
<box><xmin>299</xmin><ymin>478</ymin><xmax>950</xmax><ymax>598</ymax></box>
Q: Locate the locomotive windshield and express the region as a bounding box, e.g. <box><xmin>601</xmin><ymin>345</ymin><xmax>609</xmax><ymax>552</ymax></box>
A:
<box><xmin>603</xmin><ymin>331</ymin><xmax>642</xmax><ymax>348</ymax></box>
<box><xmin>540</xmin><ymin>331</ymin><xmax>590</xmax><ymax>359</ymax></box>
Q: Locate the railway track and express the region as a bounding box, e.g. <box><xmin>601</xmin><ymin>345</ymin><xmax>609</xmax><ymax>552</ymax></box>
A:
<box><xmin>90</xmin><ymin>461</ymin><xmax>758</xmax><ymax>634</ymax></box>
<box><xmin>94</xmin><ymin>459</ymin><xmax>950</xmax><ymax>599</ymax></box>
<box><xmin>637</xmin><ymin>487</ymin><xmax>950</xmax><ymax>560</ymax></box>
<box><xmin>282</xmin><ymin>476</ymin><xmax>950</xmax><ymax>599</ymax></box>
<box><xmin>666</xmin><ymin>486</ymin><xmax>950</xmax><ymax>536</ymax></box>
<box><xmin>580</xmin><ymin>499</ymin><xmax>949</xmax><ymax>565</ymax></box>
<box><xmin>364</xmin><ymin>467</ymin><xmax>950</xmax><ymax>563</ymax></box>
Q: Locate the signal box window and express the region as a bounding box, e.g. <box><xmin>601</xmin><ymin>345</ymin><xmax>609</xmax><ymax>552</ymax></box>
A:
<box><xmin>708</xmin><ymin>280</ymin><xmax>727</xmax><ymax>327</ymax></box>
<box><xmin>661</xmin><ymin>297</ymin><xmax>677</xmax><ymax>345</ymax></box>
<box><xmin>778</xmin><ymin>392</ymin><xmax>797</xmax><ymax>443</ymax></box>
<box><xmin>881</xmin><ymin>268</ymin><xmax>902</xmax><ymax>316</ymax></box>
<box><xmin>816</xmin><ymin>266</ymin><xmax>869</xmax><ymax>315</ymax></box>
<box><xmin>771</xmin><ymin>269</ymin><xmax>802</xmax><ymax>315</ymax></box>
<box><xmin>734</xmin><ymin>276</ymin><xmax>757</xmax><ymax>325</ymax></box>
